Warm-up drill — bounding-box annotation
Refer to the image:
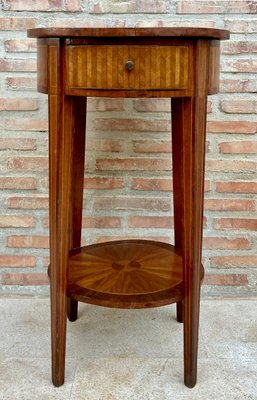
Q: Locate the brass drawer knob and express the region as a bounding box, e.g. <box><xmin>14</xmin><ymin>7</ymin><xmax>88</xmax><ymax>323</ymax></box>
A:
<box><xmin>125</xmin><ymin>60</ymin><xmax>134</xmax><ymax>71</ymax></box>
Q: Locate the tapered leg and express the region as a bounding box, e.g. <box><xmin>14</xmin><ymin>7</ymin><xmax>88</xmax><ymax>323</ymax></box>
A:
<box><xmin>171</xmin><ymin>99</ymin><xmax>184</xmax><ymax>324</ymax></box>
<box><xmin>67</xmin><ymin>298</ymin><xmax>79</xmax><ymax>322</ymax></box>
<box><xmin>67</xmin><ymin>97</ymin><xmax>87</xmax><ymax>322</ymax></box>
<box><xmin>171</xmin><ymin>39</ymin><xmax>209</xmax><ymax>388</ymax></box>
<box><xmin>47</xmin><ymin>40</ymin><xmax>88</xmax><ymax>386</ymax></box>
<box><xmin>49</xmin><ymin>95</ymin><xmax>87</xmax><ymax>384</ymax></box>
<box><xmin>172</xmin><ymin>40</ymin><xmax>209</xmax><ymax>387</ymax></box>
<box><xmin>172</xmin><ymin>93</ymin><xmax>208</xmax><ymax>388</ymax></box>
<box><xmin>49</xmin><ymin>94</ymin><xmax>76</xmax><ymax>386</ymax></box>
<box><xmin>176</xmin><ymin>301</ymin><xmax>183</xmax><ymax>323</ymax></box>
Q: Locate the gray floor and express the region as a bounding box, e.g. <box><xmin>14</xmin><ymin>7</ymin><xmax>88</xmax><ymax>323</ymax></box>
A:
<box><xmin>0</xmin><ymin>297</ymin><xmax>256</xmax><ymax>399</ymax></box>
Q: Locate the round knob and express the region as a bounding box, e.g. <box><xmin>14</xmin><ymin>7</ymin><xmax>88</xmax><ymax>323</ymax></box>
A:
<box><xmin>125</xmin><ymin>60</ymin><xmax>134</xmax><ymax>71</ymax></box>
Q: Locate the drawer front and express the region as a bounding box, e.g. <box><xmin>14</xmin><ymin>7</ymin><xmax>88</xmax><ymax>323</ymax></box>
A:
<box><xmin>66</xmin><ymin>45</ymin><xmax>190</xmax><ymax>91</ymax></box>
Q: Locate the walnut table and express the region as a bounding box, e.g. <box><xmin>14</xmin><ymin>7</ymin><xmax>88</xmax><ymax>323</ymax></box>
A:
<box><xmin>27</xmin><ymin>27</ymin><xmax>229</xmax><ymax>388</ymax></box>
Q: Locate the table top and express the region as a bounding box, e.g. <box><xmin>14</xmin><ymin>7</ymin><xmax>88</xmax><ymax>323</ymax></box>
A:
<box><xmin>27</xmin><ymin>27</ymin><xmax>229</xmax><ymax>40</ymax></box>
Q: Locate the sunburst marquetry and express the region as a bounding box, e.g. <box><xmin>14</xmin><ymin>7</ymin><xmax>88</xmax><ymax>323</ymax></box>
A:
<box><xmin>68</xmin><ymin>240</ymin><xmax>183</xmax><ymax>308</ymax></box>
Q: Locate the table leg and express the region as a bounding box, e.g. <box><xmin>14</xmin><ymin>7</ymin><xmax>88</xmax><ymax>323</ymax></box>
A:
<box><xmin>172</xmin><ymin>94</ymin><xmax>207</xmax><ymax>388</ymax></box>
<box><xmin>171</xmin><ymin>99</ymin><xmax>184</xmax><ymax>324</ymax></box>
<box><xmin>176</xmin><ymin>301</ymin><xmax>183</xmax><ymax>323</ymax></box>
<box><xmin>49</xmin><ymin>93</ymin><xmax>83</xmax><ymax>386</ymax></box>
<box><xmin>67</xmin><ymin>97</ymin><xmax>87</xmax><ymax>322</ymax></box>
<box><xmin>67</xmin><ymin>298</ymin><xmax>78</xmax><ymax>322</ymax></box>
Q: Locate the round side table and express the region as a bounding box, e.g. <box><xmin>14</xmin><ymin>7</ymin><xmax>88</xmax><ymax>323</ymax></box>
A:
<box><xmin>28</xmin><ymin>27</ymin><xmax>229</xmax><ymax>388</ymax></box>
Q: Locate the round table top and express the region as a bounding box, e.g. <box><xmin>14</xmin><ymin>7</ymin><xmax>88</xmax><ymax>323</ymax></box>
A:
<box><xmin>27</xmin><ymin>27</ymin><xmax>229</xmax><ymax>40</ymax></box>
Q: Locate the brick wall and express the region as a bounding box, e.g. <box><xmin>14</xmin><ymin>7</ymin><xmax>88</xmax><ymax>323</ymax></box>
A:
<box><xmin>0</xmin><ymin>0</ymin><xmax>256</xmax><ymax>297</ymax></box>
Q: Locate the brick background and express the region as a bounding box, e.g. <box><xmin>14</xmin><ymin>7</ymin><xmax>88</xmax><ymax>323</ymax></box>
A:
<box><xmin>0</xmin><ymin>1</ymin><xmax>256</xmax><ymax>297</ymax></box>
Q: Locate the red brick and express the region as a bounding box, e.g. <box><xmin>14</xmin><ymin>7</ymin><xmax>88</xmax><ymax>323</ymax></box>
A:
<box><xmin>0</xmin><ymin>98</ymin><xmax>38</xmax><ymax>111</ymax></box>
<box><xmin>204</xmin><ymin>274</ymin><xmax>248</xmax><ymax>286</ymax></box>
<box><xmin>133</xmin><ymin>140</ymin><xmax>171</xmax><ymax>153</ymax></box>
<box><xmin>7</xmin><ymin>235</ymin><xmax>49</xmax><ymax>249</ymax></box>
<box><xmin>2</xmin><ymin>0</ymin><xmax>81</xmax><ymax>11</ymax></box>
<box><xmin>207</xmin><ymin>101</ymin><xmax>213</xmax><ymax>113</ymax></box>
<box><xmin>0</xmin><ymin>17</ymin><xmax>36</xmax><ymax>30</ymax></box>
<box><xmin>206</xmin><ymin>159</ymin><xmax>256</xmax><ymax>173</ymax></box>
<box><xmin>221</xmin><ymin>41</ymin><xmax>257</xmax><ymax>54</ymax></box>
<box><xmin>87</xmin><ymin>139</ymin><xmax>125</xmax><ymax>152</ymax></box>
<box><xmin>96</xmin><ymin>158</ymin><xmax>171</xmax><ymax>171</ymax></box>
<box><xmin>2</xmin><ymin>273</ymin><xmax>49</xmax><ymax>286</ymax></box>
<box><xmin>4</xmin><ymin>118</ymin><xmax>47</xmax><ymax>131</ymax></box>
<box><xmin>93</xmin><ymin>196</ymin><xmax>171</xmax><ymax>212</ymax></box>
<box><xmin>177</xmin><ymin>1</ymin><xmax>257</xmax><ymax>14</ymax></box>
<box><xmin>7</xmin><ymin>157</ymin><xmax>48</xmax><ymax>170</ymax></box>
<box><xmin>216</xmin><ymin>181</ymin><xmax>257</xmax><ymax>194</ymax></box>
<box><xmin>82</xmin><ymin>217</ymin><xmax>121</xmax><ymax>229</ymax></box>
<box><xmin>0</xmin><ymin>255</ymin><xmax>36</xmax><ymax>268</ymax></box>
<box><xmin>88</xmin><ymin>98</ymin><xmax>124</xmax><ymax>112</ymax></box>
<box><xmin>131</xmin><ymin>178</ymin><xmax>210</xmax><ymax>192</ymax></box>
<box><xmin>136</xmin><ymin>20</ymin><xmax>216</xmax><ymax>28</ymax></box>
<box><xmin>221</xmin><ymin>100</ymin><xmax>257</xmax><ymax>114</ymax></box>
<box><xmin>132</xmin><ymin>178</ymin><xmax>172</xmax><ymax>192</ymax></box>
<box><xmin>130</xmin><ymin>215</ymin><xmax>207</xmax><ymax>228</ymax></box>
<box><xmin>135</xmin><ymin>18</ymin><xmax>216</xmax><ymax>28</ymax></box>
<box><xmin>0</xmin><ymin>59</ymin><xmax>36</xmax><ymax>72</ymax></box>
<box><xmin>121</xmin><ymin>99</ymin><xmax>198</xmax><ymax>118</ymax></box>
<box><xmin>90</xmin><ymin>0</ymin><xmax>167</xmax><ymax>13</ymax></box>
<box><xmin>214</xmin><ymin>218</ymin><xmax>257</xmax><ymax>231</ymax></box>
<box><xmin>225</xmin><ymin>19</ymin><xmax>257</xmax><ymax>33</ymax></box>
<box><xmin>129</xmin><ymin>216</ymin><xmax>173</xmax><ymax>228</ymax></box>
<box><xmin>95</xmin><ymin>235</ymin><xmax>170</xmax><ymax>244</ymax></box>
<box><xmin>0</xmin><ymin>178</ymin><xmax>37</xmax><ymax>190</ymax></box>
<box><xmin>210</xmin><ymin>256</ymin><xmax>257</xmax><ymax>268</ymax></box>
<box><xmin>84</xmin><ymin>177</ymin><xmax>124</xmax><ymax>190</ymax></box>
<box><xmin>8</xmin><ymin>197</ymin><xmax>49</xmax><ymax>209</ymax></box>
<box><xmin>222</xmin><ymin>60</ymin><xmax>257</xmax><ymax>73</ymax></box>
<box><xmin>207</xmin><ymin>121</ymin><xmax>257</xmax><ymax>134</ymax></box>
<box><xmin>203</xmin><ymin>237</ymin><xmax>251</xmax><ymax>250</ymax></box>
<box><xmin>5</xmin><ymin>39</ymin><xmax>36</xmax><ymax>53</ymax></box>
<box><xmin>127</xmin><ymin>0</ymin><xmax>167</xmax><ymax>13</ymax></box>
<box><xmin>43</xmin><ymin>257</ymin><xmax>50</xmax><ymax>267</ymax></box>
<box><xmin>63</xmin><ymin>0</ymin><xmax>82</xmax><ymax>11</ymax></box>
<box><xmin>219</xmin><ymin>141</ymin><xmax>257</xmax><ymax>154</ymax></box>
<box><xmin>95</xmin><ymin>118</ymin><xmax>170</xmax><ymax>132</ymax></box>
<box><xmin>5</xmin><ymin>77</ymin><xmax>37</xmax><ymax>91</ymax></box>
<box><xmin>204</xmin><ymin>181</ymin><xmax>211</xmax><ymax>192</ymax></box>
<box><xmin>42</xmin><ymin>217</ymin><xmax>49</xmax><ymax>229</ymax></box>
<box><xmin>0</xmin><ymin>138</ymin><xmax>37</xmax><ymax>150</ymax></box>
<box><xmin>204</xmin><ymin>199</ymin><xmax>256</xmax><ymax>212</ymax></box>
<box><xmin>0</xmin><ymin>215</ymin><xmax>35</xmax><ymax>228</ymax></box>
<box><xmin>133</xmin><ymin>99</ymin><xmax>170</xmax><ymax>112</ymax></box>
<box><xmin>49</xmin><ymin>18</ymin><xmax>108</xmax><ymax>28</ymax></box>
<box><xmin>220</xmin><ymin>79</ymin><xmax>257</xmax><ymax>93</ymax></box>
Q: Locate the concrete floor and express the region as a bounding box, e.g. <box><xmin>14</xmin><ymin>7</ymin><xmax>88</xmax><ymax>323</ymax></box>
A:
<box><xmin>0</xmin><ymin>297</ymin><xmax>256</xmax><ymax>399</ymax></box>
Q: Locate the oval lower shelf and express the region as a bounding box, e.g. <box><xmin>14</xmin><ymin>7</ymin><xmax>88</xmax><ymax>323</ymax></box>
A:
<box><xmin>67</xmin><ymin>239</ymin><xmax>183</xmax><ymax>309</ymax></box>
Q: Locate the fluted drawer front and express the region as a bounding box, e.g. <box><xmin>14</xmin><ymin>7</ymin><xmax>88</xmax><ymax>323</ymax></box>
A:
<box><xmin>66</xmin><ymin>45</ymin><xmax>190</xmax><ymax>90</ymax></box>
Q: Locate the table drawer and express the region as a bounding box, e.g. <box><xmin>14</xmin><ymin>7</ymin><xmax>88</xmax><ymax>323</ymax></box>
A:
<box><xmin>66</xmin><ymin>45</ymin><xmax>190</xmax><ymax>91</ymax></box>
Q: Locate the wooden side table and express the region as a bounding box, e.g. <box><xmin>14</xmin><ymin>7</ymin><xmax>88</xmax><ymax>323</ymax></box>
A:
<box><xmin>27</xmin><ymin>27</ymin><xmax>229</xmax><ymax>388</ymax></box>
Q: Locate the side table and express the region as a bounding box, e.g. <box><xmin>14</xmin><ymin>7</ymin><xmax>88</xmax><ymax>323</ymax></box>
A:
<box><xmin>27</xmin><ymin>27</ymin><xmax>229</xmax><ymax>388</ymax></box>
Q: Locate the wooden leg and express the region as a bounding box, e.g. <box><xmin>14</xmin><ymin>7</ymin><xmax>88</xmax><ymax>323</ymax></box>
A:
<box><xmin>171</xmin><ymin>99</ymin><xmax>184</xmax><ymax>325</ymax></box>
<box><xmin>67</xmin><ymin>298</ymin><xmax>79</xmax><ymax>322</ymax></box>
<box><xmin>176</xmin><ymin>301</ymin><xmax>183</xmax><ymax>323</ymax></box>
<box><xmin>48</xmin><ymin>94</ymin><xmax>73</xmax><ymax>386</ymax></box>
<box><xmin>172</xmin><ymin>39</ymin><xmax>209</xmax><ymax>388</ymax></box>
<box><xmin>48</xmin><ymin>86</ymin><xmax>87</xmax><ymax>385</ymax></box>
<box><xmin>172</xmin><ymin>93</ymin><xmax>207</xmax><ymax>388</ymax></box>
<box><xmin>67</xmin><ymin>97</ymin><xmax>87</xmax><ymax>322</ymax></box>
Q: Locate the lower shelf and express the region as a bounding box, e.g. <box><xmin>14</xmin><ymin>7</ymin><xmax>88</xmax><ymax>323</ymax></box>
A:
<box><xmin>67</xmin><ymin>239</ymin><xmax>184</xmax><ymax>309</ymax></box>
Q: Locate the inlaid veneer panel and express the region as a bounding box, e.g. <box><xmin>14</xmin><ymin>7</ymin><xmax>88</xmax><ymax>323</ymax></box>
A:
<box><xmin>66</xmin><ymin>45</ymin><xmax>190</xmax><ymax>90</ymax></box>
